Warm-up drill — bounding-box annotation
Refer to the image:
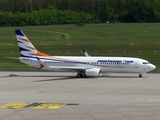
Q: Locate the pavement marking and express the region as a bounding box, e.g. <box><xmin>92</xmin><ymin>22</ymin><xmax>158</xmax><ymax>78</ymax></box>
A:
<box><xmin>0</xmin><ymin>103</ymin><xmax>30</xmax><ymax>109</ymax></box>
<box><xmin>34</xmin><ymin>103</ymin><xmax>66</xmax><ymax>109</ymax></box>
<box><xmin>0</xmin><ymin>103</ymin><xmax>66</xmax><ymax>109</ymax></box>
<box><xmin>0</xmin><ymin>103</ymin><xmax>30</xmax><ymax>120</ymax></box>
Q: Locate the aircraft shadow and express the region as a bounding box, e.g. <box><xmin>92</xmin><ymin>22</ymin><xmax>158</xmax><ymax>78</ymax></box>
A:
<box><xmin>33</xmin><ymin>75</ymin><xmax>140</xmax><ymax>82</ymax></box>
<box><xmin>5</xmin><ymin>74</ymin><xmax>75</xmax><ymax>78</ymax></box>
<box><xmin>34</xmin><ymin>76</ymin><xmax>77</xmax><ymax>82</ymax></box>
<box><xmin>34</xmin><ymin>76</ymin><xmax>99</xmax><ymax>82</ymax></box>
<box><xmin>101</xmin><ymin>75</ymin><xmax>141</xmax><ymax>78</ymax></box>
<box><xmin>0</xmin><ymin>73</ymin><xmax>98</xmax><ymax>81</ymax></box>
<box><xmin>0</xmin><ymin>74</ymin><xmax>144</xmax><ymax>81</ymax></box>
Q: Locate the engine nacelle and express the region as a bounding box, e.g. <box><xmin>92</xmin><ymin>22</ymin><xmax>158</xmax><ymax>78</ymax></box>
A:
<box><xmin>85</xmin><ymin>68</ymin><xmax>102</xmax><ymax>76</ymax></box>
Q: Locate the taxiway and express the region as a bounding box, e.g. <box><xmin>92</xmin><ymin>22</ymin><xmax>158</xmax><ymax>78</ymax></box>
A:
<box><xmin>0</xmin><ymin>71</ymin><xmax>160</xmax><ymax>120</ymax></box>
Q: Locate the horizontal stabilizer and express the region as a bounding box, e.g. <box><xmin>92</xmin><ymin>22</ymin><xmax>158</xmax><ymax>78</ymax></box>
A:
<box><xmin>5</xmin><ymin>57</ymin><xmax>21</xmax><ymax>60</ymax></box>
<box><xmin>5</xmin><ymin>57</ymin><xmax>29</xmax><ymax>60</ymax></box>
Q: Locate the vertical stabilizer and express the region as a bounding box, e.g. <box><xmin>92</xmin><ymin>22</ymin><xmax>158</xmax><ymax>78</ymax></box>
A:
<box><xmin>15</xmin><ymin>30</ymin><xmax>49</xmax><ymax>57</ymax></box>
<box><xmin>83</xmin><ymin>49</ymin><xmax>89</xmax><ymax>57</ymax></box>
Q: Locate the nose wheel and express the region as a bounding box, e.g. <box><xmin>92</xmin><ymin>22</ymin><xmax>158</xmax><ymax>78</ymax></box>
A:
<box><xmin>139</xmin><ymin>74</ymin><xmax>142</xmax><ymax>78</ymax></box>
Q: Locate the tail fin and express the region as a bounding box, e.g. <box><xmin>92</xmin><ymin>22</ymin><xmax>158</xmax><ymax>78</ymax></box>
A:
<box><xmin>83</xmin><ymin>49</ymin><xmax>89</xmax><ymax>57</ymax></box>
<box><xmin>15</xmin><ymin>30</ymin><xmax>49</xmax><ymax>57</ymax></box>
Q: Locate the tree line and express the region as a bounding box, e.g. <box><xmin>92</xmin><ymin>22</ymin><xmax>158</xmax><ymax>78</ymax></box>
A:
<box><xmin>0</xmin><ymin>0</ymin><xmax>160</xmax><ymax>26</ymax></box>
<box><xmin>0</xmin><ymin>6</ymin><xmax>97</xmax><ymax>26</ymax></box>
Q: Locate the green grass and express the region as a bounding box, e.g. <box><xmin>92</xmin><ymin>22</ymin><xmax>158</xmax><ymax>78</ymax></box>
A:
<box><xmin>0</xmin><ymin>23</ymin><xmax>160</xmax><ymax>71</ymax></box>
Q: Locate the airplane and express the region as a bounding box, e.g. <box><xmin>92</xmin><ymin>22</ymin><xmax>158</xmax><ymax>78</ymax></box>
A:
<box><xmin>83</xmin><ymin>49</ymin><xmax>90</xmax><ymax>57</ymax></box>
<box><xmin>14</xmin><ymin>30</ymin><xmax>156</xmax><ymax>78</ymax></box>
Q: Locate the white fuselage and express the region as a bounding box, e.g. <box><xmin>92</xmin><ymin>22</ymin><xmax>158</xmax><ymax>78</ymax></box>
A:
<box><xmin>14</xmin><ymin>30</ymin><xmax>156</xmax><ymax>77</ymax></box>
<box><xmin>19</xmin><ymin>56</ymin><xmax>156</xmax><ymax>74</ymax></box>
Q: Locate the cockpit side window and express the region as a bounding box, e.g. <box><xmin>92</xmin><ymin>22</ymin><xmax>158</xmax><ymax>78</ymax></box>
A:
<box><xmin>143</xmin><ymin>62</ymin><xmax>149</xmax><ymax>64</ymax></box>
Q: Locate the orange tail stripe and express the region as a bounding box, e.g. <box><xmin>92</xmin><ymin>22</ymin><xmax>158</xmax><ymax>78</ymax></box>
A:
<box><xmin>27</xmin><ymin>46</ymin><xmax>36</xmax><ymax>50</ymax></box>
<box><xmin>20</xmin><ymin>38</ymin><xmax>30</xmax><ymax>43</ymax></box>
<box><xmin>35</xmin><ymin>51</ymin><xmax>50</xmax><ymax>56</ymax></box>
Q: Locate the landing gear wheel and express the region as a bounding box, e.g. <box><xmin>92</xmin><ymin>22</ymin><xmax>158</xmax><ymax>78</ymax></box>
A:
<box><xmin>77</xmin><ymin>73</ymin><xmax>82</xmax><ymax>78</ymax></box>
<box><xmin>139</xmin><ymin>74</ymin><xmax>142</xmax><ymax>78</ymax></box>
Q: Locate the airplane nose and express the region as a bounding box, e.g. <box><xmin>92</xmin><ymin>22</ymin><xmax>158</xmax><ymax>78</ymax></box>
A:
<box><xmin>149</xmin><ymin>64</ymin><xmax>156</xmax><ymax>71</ymax></box>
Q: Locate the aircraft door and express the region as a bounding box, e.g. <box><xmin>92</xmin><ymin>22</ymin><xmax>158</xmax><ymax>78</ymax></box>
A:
<box><xmin>135</xmin><ymin>61</ymin><xmax>138</xmax><ymax>68</ymax></box>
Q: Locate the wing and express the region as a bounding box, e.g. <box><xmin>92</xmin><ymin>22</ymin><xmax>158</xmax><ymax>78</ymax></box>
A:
<box><xmin>48</xmin><ymin>66</ymin><xmax>86</xmax><ymax>71</ymax></box>
<box><xmin>36</xmin><ymin>57</ymin><xmax>87</xmax><ymax>71</ymax></box>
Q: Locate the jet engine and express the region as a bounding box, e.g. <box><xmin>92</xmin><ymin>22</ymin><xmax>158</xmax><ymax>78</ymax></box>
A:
<box><xmin>85</xmin><ymin>68</ymin><xmax>102</xmax><ymax>76</ymax></box>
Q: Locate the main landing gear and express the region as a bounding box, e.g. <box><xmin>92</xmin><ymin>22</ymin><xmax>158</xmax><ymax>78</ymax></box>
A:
<box><xmin>139</xmin><ymin>74</ymin><xmax>142</xmax><ymax>78</ymax></box>
<box><xmin>77</xmin><ymin>73</ymin><xmax>83</xmax><ymax>78</ymax></box>
<box><xmin>77</xmin><ymin>71</ymin><xmax>86</xmax><ymax>78</ymax></box>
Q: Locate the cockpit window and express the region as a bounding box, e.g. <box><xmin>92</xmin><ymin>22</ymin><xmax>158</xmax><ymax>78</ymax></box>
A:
<box><xmin>143</xmin><ymin>62</ymin><xmax>149</xmax><ymax>64</ymax></box>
